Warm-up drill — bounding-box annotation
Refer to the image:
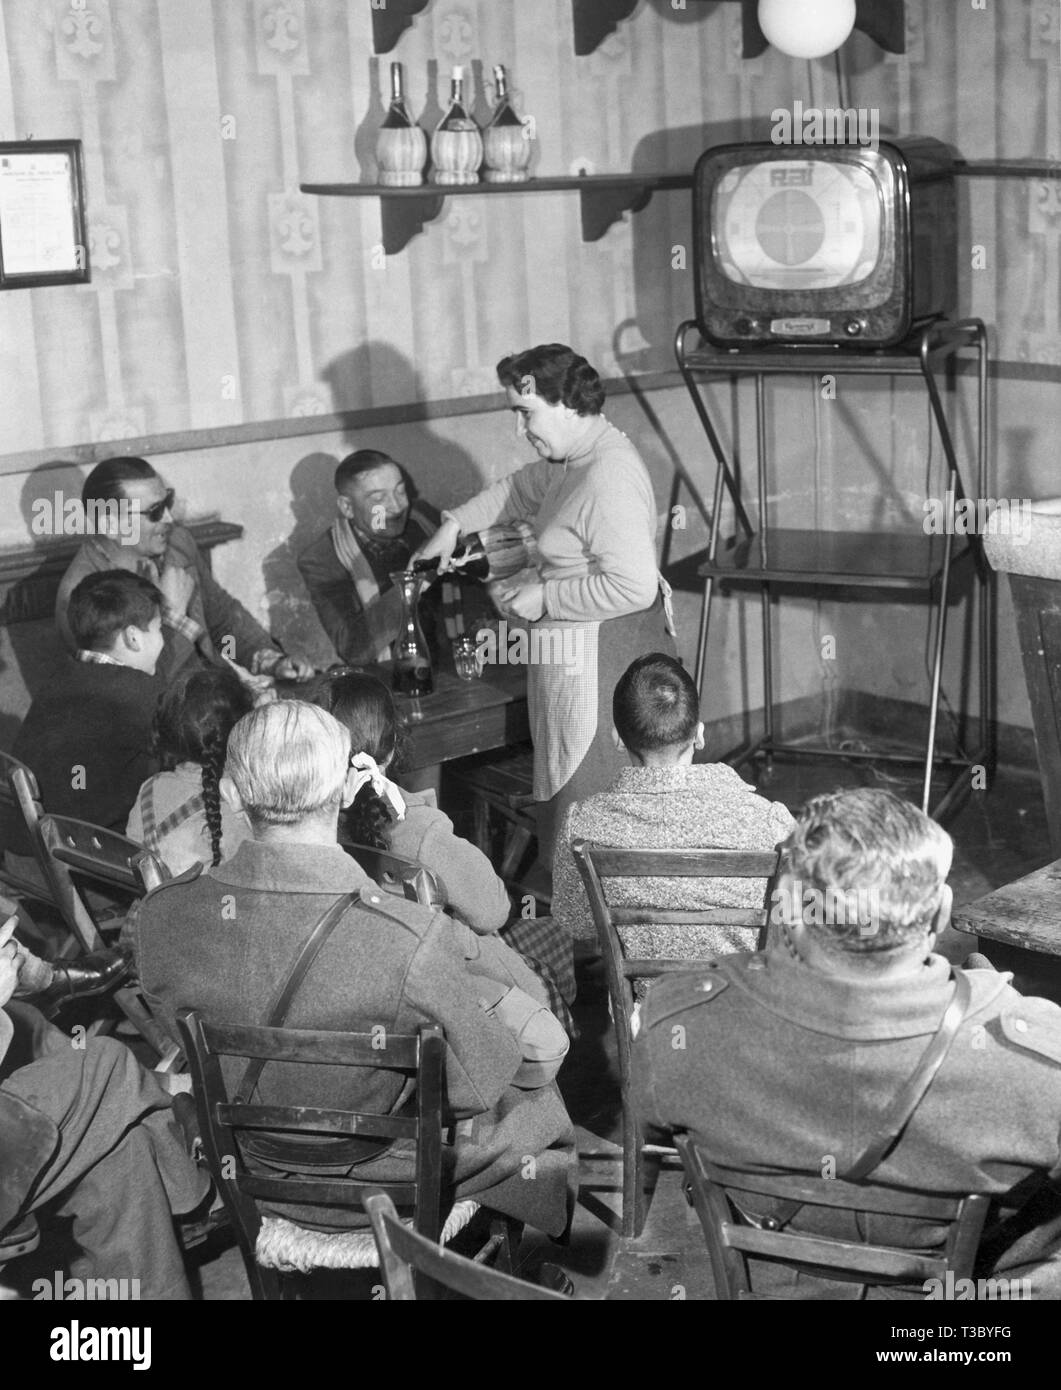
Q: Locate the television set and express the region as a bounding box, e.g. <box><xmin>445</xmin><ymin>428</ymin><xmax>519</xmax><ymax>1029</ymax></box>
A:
<box><xmin>692</xmin><ymin>136</ymin><xmax>957</xmax><ymax>349</ymax></box>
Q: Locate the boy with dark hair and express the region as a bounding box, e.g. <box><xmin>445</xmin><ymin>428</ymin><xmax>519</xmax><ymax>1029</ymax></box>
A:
<box><xmin>552</xmin><ymin>652</ymin><xmax>793</xmax><ymax>962</ymax></box>
<box><xmin>3</xmin><ymin>571</ymin><xmax>166</xmax><ymax>868</ymax></box>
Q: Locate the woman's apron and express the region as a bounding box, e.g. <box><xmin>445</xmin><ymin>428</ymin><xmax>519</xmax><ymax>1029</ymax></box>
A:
<box><xmin>526</xmin><ymin>578</ymin><xmax>677</xmax><ymax>856</ymax></box>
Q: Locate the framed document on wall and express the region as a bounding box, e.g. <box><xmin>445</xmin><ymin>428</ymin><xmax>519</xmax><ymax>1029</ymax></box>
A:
<box><xmin>0</xmin><ymin>140</ymin><xmax>90</xmax><ymax>289</ymax></box>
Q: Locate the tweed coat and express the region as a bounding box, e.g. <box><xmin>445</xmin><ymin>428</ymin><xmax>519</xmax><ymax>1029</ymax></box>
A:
<box><xmin>552</xmin><ymin>762</ymin><xmax>794</xmax><ymax>958</ymax></box>
<box><xmin>136</xmin><ymin>839</ymin><xmax>575</xmax><ymax>1235</ymax></box>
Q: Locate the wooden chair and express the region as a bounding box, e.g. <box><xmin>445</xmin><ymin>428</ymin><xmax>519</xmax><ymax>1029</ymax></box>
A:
<box><xmin>36</xmin><ymin>814</ymin><xmax>179</xmax><ymax>1070</ymax></box>
<box><xmin>43</xmin><ymin>816</ymin><xmax>144</xmax><ymax>896</ymax></box>
<box><xmin>676</xmin><ymin>1134</ymin><xmax>991</xmax><ymax>1300</ymax></box>
<box><xmin>132</xmin><ymin>849</ymin><xmax>172</xmax><ymax>895</ymax></box>
<box><xmin>0</xmin><ymin>752</ymin><xmax>128</xmax><ymax>947</ymax></box>
<box><xmin>447</xmin><ymin>745</ymin><xmax>541</xmax><ymax>901</ymax></box>
<box><xmin>343</xmin><ymin>843</ymin><xmax>443</xmax><ymax>909</ymax></box>
<box><xmin>572</xmin><ymin>840</ymin><xmax>780</xmax><ymax>1238</ymax></box>
<box><xmin>177</xmin><ymin>1011</ymin><xmax>505</xmax><ymax>1300</ymax></box>
<box><xmin>366</xmin><ymin>1191</ymin><xmax>567</xmax><ymax>1301</ymax></box>
<box><xmin>0</xmin><ymin>752</ymin><xmax>56</xmax><ymax>903</ymax></box>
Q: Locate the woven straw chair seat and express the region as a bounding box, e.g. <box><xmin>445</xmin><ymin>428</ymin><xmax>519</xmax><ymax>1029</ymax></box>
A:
<box><xmin>255</xmin><ymin>1199</ymin><xmax>480</xmax><ymax>1273</ymax></box>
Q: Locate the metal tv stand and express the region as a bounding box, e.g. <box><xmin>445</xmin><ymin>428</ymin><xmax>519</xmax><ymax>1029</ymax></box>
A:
<box><xmin>672</xmin><ymin>317</ymin><xmax>991</xmax><ymax>820</ymax></box>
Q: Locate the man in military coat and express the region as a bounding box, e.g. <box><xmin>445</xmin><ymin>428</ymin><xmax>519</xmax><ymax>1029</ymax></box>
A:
<box><xmin>136</xmin><ymin>699</ymin><xmax>574</xmax><ymax>1239</ymax></box>
<box><xmin>633</xmin><ymin>787</ymin><xmax>1061</xmax><ymax>1297</ymax></box>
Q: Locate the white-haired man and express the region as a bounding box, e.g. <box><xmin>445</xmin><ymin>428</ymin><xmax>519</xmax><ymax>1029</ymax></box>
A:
<box><xmin>135</xmin><ymin>700</ymin><xmax>575</xmax><ymax>1239</ymax></box>
<box><xmin>633</xmin><ymin>787</ymin><xmax>1061</xmax><ymax>1298</ymax></box>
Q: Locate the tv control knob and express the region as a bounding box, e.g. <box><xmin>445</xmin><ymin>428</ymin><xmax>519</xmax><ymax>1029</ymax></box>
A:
<box><xmin>844</xmin><ymin>318</ymin><xmax>864</xmax><ymax>337</ymax></box>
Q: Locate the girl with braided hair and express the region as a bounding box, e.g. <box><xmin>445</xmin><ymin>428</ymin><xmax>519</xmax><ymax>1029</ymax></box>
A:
<box><xmin>127</xmin><ymin>668</ymin><xmax>253</xmax><ymax>875</ymax></box>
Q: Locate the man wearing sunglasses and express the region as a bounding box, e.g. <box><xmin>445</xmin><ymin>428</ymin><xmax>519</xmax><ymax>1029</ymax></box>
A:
<box><xmin>55</xmin><ymin>456</ymin><xmax>313</xmax><ymax>689</ymax></box>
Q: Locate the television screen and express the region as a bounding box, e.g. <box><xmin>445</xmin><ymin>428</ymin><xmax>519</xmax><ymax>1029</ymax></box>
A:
<box><xmin>693</xmin><ymin>137</ymin><xmax>957</xmax><ymax>348</ymax></box>
<box><xmin>713</xmin><ymin>159</ymin><xmax>886</xmax><ymax>292</ymax></box>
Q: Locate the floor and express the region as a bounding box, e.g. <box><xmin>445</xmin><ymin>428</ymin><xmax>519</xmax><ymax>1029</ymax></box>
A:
<box><xmin>7</xmin><ymin>752</ymin><xmax>1056</xmax><ymax>1301</ymax></box>
<box><xmin>184</xmin><ymin>752</ymin><xmax>1059</xmax><ymax>1301</ymax></box>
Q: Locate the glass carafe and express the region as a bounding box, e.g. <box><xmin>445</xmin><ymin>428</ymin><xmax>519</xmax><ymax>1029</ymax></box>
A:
<box><xmin>391</xmin><ymin>570</ymin><xmax>434</xmax><ymax>697</ymax></box>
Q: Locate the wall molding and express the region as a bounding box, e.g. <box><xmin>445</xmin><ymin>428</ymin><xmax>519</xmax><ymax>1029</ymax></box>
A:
<box><xmin>2</xmin><ymin>355</ymin><xmax>1059</xmax><ymax>480</ymax></box>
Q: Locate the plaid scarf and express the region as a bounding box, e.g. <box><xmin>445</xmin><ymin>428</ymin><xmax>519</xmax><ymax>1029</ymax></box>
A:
<box><xmin>138</xmin><ymin>773</ymin><xmax>206</xmax><ymax>858</ymax></box>
<box><xmin>330</xmin><ymin>506</ymin><xmax>464</xmax><ymax>658</ymax></box>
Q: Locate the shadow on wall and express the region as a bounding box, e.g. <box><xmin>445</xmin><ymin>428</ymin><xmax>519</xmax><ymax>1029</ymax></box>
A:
<box><xmin>324</xmin><ymin>341</ymin><xmax>485</xmax><ymax>499</ymax></box>
<box><xmin>261</xmin><ymin>343</ymin><xmax>486</xmax><ymax>658</ymax></box>
<box><xmin>261</xmin><ymin>449</ymin><xmax>344</xmax><ymax>669</ymax></box>
<box><xmin>0</xmin><ymin>461</ymin><xmax>87</xmax><ymax>740</ymax></box>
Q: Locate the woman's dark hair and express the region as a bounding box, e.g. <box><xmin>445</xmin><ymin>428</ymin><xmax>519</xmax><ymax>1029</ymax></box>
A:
<box><xmin>311</xmin><ymin>670</ymin><xmax>407</xmax><ymax>849</ymax></box>
<box><xmin>153</xmin><ymin>668</ymin><xmax>253</xmax><ymax>865</ymax></box>
<box><xmin>613</xmin><ymin>653</ymin><xmax>700</xmax><ymax>755</ymax></box>
<box><xmin>496</xmin><ymin>344</ymin><xmax>605</xmax><ymax>416</ymax></box>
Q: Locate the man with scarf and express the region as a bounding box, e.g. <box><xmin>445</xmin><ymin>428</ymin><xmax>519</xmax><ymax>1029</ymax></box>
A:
<box><xmin>298</xmin><ymin>449</ymin><xmax>487</xmax><ymax>668</ymax></box>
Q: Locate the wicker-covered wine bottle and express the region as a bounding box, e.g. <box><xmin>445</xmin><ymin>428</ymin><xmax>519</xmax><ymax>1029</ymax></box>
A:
<box><xmin>430</xmin><ymin>66</ymin><xmax>482</xmax><ymax>186</ymax></box>
<box><xmin>483</xmin><ymin>65</ymin><xmax>532</xmax><ymax>184</ymax></box>
<box><xmin>376</xmin><ymin>62</ymin><xmax>427</xmax><ymax>188</ymax></box>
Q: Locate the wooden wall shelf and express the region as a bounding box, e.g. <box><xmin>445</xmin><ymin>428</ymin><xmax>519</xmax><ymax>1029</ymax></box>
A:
<box><xmin>367</xmin><ymin>0</ymin><xmax>909</xmax><ymax>60</ymax></box>
<box><xmin>369</xmin><ymin>0</ymin><xmax>640</xmax><ymax>57</ymax></box>
<box><xmin>301</xmin><ymin>173</ymin><xmax>691</xmax><ymax>254</ymax></box>
<box><xmin>370</xmin><ymin>0</ymin><xmax>430</xmax><ymax>55</ymax></box>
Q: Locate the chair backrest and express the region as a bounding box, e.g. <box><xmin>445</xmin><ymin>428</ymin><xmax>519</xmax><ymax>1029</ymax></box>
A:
<box><xmin>365</xmin><ymin>1192</ymin><xmax>566</xmax><ymax>1302</ymax></box>
<box><xmin>176</xmin><ymin>1011</ymin><xmax>447</xmax><ymax>1265</ymax></box>
<box><xmin>132</xmin><ymin>850</ymin><xmax>172</xmax><ymax>894</ymax></box>
<box><xmin>344</xmin><ymin>842</ymin><xmax>444</xmax><ymax>909</ymax></box>
<box><xmin>0</xmin><ymin>751</ymin><xmax>57</xmax><ymax>903</ymax></box>
<box><xmin>0</xmin><ymin>749</ymin><xmax>43</xmax><ymax>829</ymax></box>
<box><xmin>572</xmin><ymin>840</ymin><xmax>779</xmax><ymax>989</ymax></box>
<box><xmin>676</xmin><ymin>1134</ymin><xmax>991</xmax><ymax>1300</ymax></box>
<box><xmin>35</xmin><ymin>813</ymin><xmax>149</xmax><ymax>955</ymax></box>
<box><xmin>41</xmin><ymin>814</ymin><xmax>145</xmax><ymax>893</ymax></box>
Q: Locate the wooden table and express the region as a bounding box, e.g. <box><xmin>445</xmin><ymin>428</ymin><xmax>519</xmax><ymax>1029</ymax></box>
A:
<box><xmin>952</xmin><ymin>858</ymin><xmax>1061</xmax><ymax>955</ymax></box>
<box><xmin>393</xmin><ymin>666</ymin><xmax>529</xmax><ymax>771</ymax></box>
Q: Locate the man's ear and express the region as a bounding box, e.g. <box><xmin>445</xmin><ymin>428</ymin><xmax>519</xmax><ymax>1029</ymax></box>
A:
<box><xmin>929</xmin><ymin>882</ymin><xmax>953</xmax><ymax>946</ymax></box>
<box><xmin>693</xmin><ymin>721</ymin><xmax>705</xmax><ymax>752</ymax></box>
<box><xmin>611</xmin><ymin>724</ymin><xmax>624</xmax><ymax>751</ymax></box>
<box><xmin>336</xmin><ymin>493</ymin><xmax>355</xmax><ymax>520</ymax></box>
<box><xmin>121</xmin><ymin>623</ymin><xmax>141</xmax><ymax>653</ymax></box>
<box><xmin>773</xmin><ymin>871</ymin><xmax>803</xmax><ymax>928</ymax></box>
<box><xmin>340</xmin><ymin>763</ymin><xmax>361</xmax><ymax>809</ymax></box>
<box><xmin>773</xmin><ymin>870</ymin><xmax>812</xmax><ymax>962</ymax></box>
<box><xmin>219</xmin><ymin>776</ymin><xmax>243</xmax><ymax>813</ymax></box>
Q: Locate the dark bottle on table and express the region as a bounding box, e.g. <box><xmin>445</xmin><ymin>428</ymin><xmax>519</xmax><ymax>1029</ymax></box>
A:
<box><xmin>391</xmin><ymin>570</ymin><xmax>434</xmax><ymax>696</ymax></box>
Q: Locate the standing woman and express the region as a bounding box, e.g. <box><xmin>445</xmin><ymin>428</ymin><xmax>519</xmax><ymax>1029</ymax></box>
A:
<box><xmin>414</xmin><ymin>344</ymin><xmax>676</xmax><ymax>860</ymax></box>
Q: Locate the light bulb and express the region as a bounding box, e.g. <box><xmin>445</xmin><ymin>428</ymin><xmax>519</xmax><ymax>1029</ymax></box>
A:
<box><xmin>758</xmin><ymin>0</ymin><xmax>857</xmax><ymax>59</ymax></box>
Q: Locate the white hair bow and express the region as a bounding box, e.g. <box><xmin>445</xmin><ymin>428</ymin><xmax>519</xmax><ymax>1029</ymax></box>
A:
<box><xmin>349</xmin><ymin>752</ymin><xmax>406</xmax><ymax>821</ymax></box>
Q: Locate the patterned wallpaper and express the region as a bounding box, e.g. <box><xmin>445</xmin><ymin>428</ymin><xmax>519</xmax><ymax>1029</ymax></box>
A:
<box><xmin>0</xmin><ymin>0</ymin><xmax>1058</xmax><ymax>462</ymax></box>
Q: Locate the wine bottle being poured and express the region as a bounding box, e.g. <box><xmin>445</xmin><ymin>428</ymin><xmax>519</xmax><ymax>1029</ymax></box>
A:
<box><xmin>412</xmin><ymin>524</ymin><xmax>538</xmax><ymax>583</ymax></box>
<box><xmin>412</xmin><ymin>534</ymin><xmax>489</xmax><ymax>581</ymax></box>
